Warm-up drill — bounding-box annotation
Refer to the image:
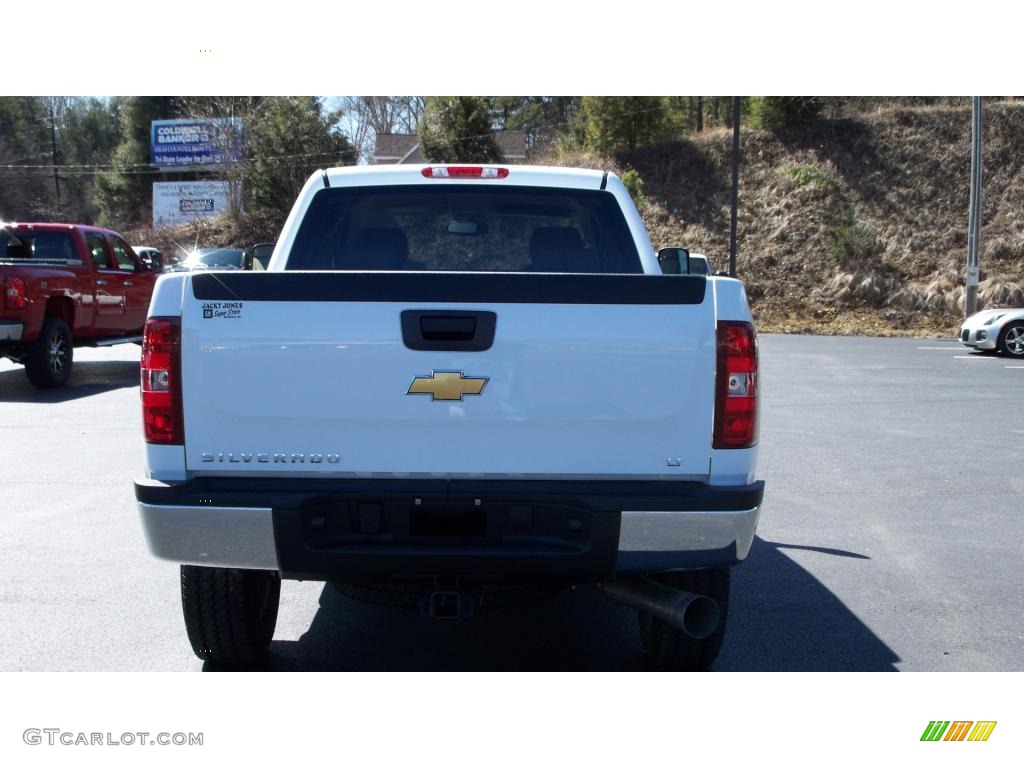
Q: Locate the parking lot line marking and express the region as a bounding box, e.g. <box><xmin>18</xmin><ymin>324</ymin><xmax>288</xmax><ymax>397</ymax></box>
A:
<box><xmin>1005</xmin><ymin>366</ymin><xmax>1024</xmax><ymax>369</ymax></box>
<box><xmin>954</xmin><ymin>355</ymin><xmax>999</xmax><ymax>360</ymax></box>
<box><xmin>916</xmin><ymin>346</ymin><xmax>964</xmax><ymax>350</ymax></box>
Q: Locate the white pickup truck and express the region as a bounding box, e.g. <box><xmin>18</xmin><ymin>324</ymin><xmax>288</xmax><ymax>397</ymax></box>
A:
<box><xmin>136</xmin><ymin>164</ymin><xmax>764</xmax><ymax>670</ymax></box>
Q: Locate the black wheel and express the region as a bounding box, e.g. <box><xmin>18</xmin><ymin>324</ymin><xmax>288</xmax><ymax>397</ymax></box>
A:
<box><xmin>180</xmin><ymin>565</ymin><xmax>280</xmax><ymax>665</ymax></box>
<box><xmin>998</xmin><ymin>321</ymin><xmax>1024</xmax><ymax>358</ymax></box>
<box><xmin>25</xmin><ymin>316</ymin><xmax>73</xmax><ymax>388</ymax></box>
<box><xmin>637</xmin><ymin>568</ymin><xmax>730</xmax><ymax>671</ymax></box>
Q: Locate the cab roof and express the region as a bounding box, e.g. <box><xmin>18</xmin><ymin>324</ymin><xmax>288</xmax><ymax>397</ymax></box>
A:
<box><xmin>321</xmin><ymin>164</ymin><xmax>609</xmax><ymax>191</ymax></box>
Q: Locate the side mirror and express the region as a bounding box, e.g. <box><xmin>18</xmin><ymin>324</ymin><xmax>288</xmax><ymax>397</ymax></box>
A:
<box><xmin>657</xmin><ymin>247</ymin><xmax>690</xmax><ymax>275</ymax></box>
<box><xmin>250</xmin><ymin>243</ymin><xmax>275</xmax><ymax>272</ymax></box>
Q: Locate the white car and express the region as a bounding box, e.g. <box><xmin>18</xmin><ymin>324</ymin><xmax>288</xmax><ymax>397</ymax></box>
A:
<box><xmin>655</xmin><ymin>251</ymin><xmax>714</xmax><ymax>276</ymax></box>
<box><xmin>132</xmin><ymin>245</ymin><xmax>164</xmax><ymax>271</ymax></box>
<box><xmin>174</xmin><ymin>247</ymin><xmax>249</xmax><ymax>271</ymax></box>
<box><xmin>959</xmin><ymin>309</ymin><xmax>1024</xmax><ymax>358</ymax></box>
<box><xmin>688</xmin><ymin>253</ymin><xmax>713</xmax><ymax>275</ymax></box>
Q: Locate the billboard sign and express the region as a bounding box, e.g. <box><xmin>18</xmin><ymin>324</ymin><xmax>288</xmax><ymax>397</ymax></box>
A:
<box><xmin>153</xmin><ymin>181</ymin><xmax>234</xmax><ymax>227</ymax></box>
<box><xmin>151</xmin><ymin>118</ymin><xmax>243</xmax><ymax>167</ymax></box>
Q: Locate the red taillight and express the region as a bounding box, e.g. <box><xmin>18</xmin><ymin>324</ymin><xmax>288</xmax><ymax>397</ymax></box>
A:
<box><xmin>141</xmin><ymin>317</ymin><xmax>183</xmax><ymax>445</ymax></box>
<box><xmin>713</xmin><ymin>321</ymin><xmax>759</xmax><ymax>449</ymax></box>
<box><xmin>421</xmin><ymin>166</ymin><xmax>509</xmax><ymax>179</ymax></box>
<box><xmin>4</xmin><ymin>277</ymin><xmax>27</xmax><ymax>309</ymax></box>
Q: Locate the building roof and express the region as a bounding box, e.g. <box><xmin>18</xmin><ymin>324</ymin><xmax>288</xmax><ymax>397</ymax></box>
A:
<box><xmin>494</xmin><ymin>131</ymin><xmax>527</xmax><ymax>159</ymax></box>
<box><xmin>372</xmin><ymin>134</ymin><xmax>420</xmax><ymax>162</ymax></box>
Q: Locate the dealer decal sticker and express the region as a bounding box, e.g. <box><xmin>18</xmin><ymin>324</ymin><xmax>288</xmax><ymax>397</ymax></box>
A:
<box><xmin>202</xmin><ymin>302</ymin><xmax>242</xmax><ymax>319</ymax></box>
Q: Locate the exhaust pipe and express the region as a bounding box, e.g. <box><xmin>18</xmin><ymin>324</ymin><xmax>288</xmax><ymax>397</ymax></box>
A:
<box><xmin>597</xmin><ymin>577</ymin><xmax>720</xmax><ymax>639</ymax></box>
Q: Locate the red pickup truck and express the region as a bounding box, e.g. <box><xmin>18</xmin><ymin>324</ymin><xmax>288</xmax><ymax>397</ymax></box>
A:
<box><xmin>1</xmin><ymin>222</ymin><xmax>160</xmax><ymax>388</ymax></box>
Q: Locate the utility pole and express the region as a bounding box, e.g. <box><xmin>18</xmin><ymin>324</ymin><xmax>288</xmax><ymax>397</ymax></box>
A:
<box><xmin>965</xmin><ymin>96</ymin><xmax>982</xmax><ymax>317</ymax></box>
<box><xmin>48</xmin><ymin>102</ymin><xmax>61</xmax><ymax>203</ymax></box>
<box><xmin>728</xmin><ymin>96</ymin><xmax>741</xmax><ymax>277</ymax></box>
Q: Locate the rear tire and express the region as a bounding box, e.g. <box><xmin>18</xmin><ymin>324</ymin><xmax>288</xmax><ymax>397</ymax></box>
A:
<box><xmin>637</xmin><ymin>568</ymin><xmax>730</xmax><ymax>671</ymax></box>
<box><xmin>25</xmin><ymin>317</ymin><xmax>73</xmax><ymax>388</ymax></box>
<box><xmin>180</xmin><ymin>565</ymin><xmax>280</xmax><ymax>665</ymax></box>
<box><xmin>998</xmin><ymin>321</ymin><xmax>1024</xmax><ymax>358</ymax></box>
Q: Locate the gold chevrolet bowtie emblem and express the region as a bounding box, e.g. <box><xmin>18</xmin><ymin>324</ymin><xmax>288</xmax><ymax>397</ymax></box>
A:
<box><xmin>407</xmin><ymin>371</ymin><xmax>489</xmax><ymax>401</ymax></box>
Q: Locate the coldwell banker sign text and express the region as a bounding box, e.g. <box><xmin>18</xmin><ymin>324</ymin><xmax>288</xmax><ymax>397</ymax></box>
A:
<box><xmin>151</xmin><ymin>118</ymin><xmax>243</xmax><ymax>167</ymax></box>
<box><xmin>153</xmin><ymin>181</ymin><xmax>233</xmax><ymax>227</ymax></box>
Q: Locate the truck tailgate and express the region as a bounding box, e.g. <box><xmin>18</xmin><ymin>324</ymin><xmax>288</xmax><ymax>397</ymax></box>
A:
<box><xmin>179</xmin><ymin>272</ymin><xmax>715</xmax><ymax>479</ymax></box>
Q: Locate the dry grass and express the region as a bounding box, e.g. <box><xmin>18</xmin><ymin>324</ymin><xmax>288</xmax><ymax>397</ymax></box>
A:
<box><xmin>978</xmin><ymin>278</ymin><xmax>1024</xmax><ymax>308</ymax></box>
<box><xmin>545</xmin><ymin>102</ymin><xmax>1024</xmax><ymax>336</ymax></box>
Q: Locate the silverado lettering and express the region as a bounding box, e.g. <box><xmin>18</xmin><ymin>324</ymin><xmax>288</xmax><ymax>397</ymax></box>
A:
<box><xmin>200</xmin><ymin>453</ymin><xmax>340</xmax><ymax>464</ymax></box>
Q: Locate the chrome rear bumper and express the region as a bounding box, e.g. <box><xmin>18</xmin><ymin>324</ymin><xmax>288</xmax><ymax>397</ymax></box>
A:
<box><xmin>139</xmin><ymin>501</ymin><xmax>762</xmax><ymax>574</ymax></box>
<box><xmin>0</xmin><ymin>320</ymin><xmax>24</xmax><ymax>342</ymax></box>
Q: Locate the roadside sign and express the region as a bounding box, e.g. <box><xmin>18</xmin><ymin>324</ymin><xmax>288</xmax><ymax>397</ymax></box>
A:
<box><xmin>151</xmin><ymin>118</ymin><xmax>243</xmax><ymax>168</ymax></box>
<box><xmin>152</xmin><ymin>181</ymin><xmax>235</xmax><ymax>227</ymax></box>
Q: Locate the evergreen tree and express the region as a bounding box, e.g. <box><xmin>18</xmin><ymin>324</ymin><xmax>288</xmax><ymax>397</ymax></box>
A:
<box><xmin>490</xmin><ymin>96</ymin><xmax>580</xmax><ymax>154</ymax></box>
<box><xmin>246</xmin><ymin>97</ymin><xmax>356</xmax><ymax>213</ymax></box>
<box><xmin>418</xmin><ymin>97</ymin><xmax>501</xmax><ymax>163</ymax></box>
<box><xmin>0</xmin><ymin>97</ymin><xmax>53</xmax><ymax>219</ymax></box>
<box><xmin>751</xmin><ymin>97</ymin><xmax>823</xmax><ymax>129</ymax></box>
<box><xmin>574</xmin><ymin>97</ymin><xmax>673</xmax><ymax>153</ymax></box>
<box><xmin>58</xmin><ymin>97</ymin><xmax>121</xmax><ymax>222</ymax></box>
<box><xmin>95</xmin><ymin>97</ymin><xmax>179</xmax><ymax>228</ymax></box>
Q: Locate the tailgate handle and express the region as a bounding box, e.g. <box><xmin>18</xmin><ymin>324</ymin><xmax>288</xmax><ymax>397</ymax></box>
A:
<box><xmin>401</xmin><ymin>310</ymin><xmax>496</xmax><ymax>351</ymax></box>
<box><xmin>421</xmin><ymin>315</ymin><xmax>476</xmax><ymax>341</ymax></box>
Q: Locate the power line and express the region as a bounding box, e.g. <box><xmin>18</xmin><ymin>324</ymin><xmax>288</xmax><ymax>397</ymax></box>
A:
<box><xmin>0</xmin><ymin>98</ymin><xmax>718</xmax><ymax>174</ymax></box>
<box><xmin>0</xmin><ymin>148</ymin><xmax>355</xmax><ymax>172</ymax></box>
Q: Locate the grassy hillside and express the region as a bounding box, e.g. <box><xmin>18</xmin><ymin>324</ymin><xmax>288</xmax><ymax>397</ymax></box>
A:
<box><xmin>612</xmin><ymin>102</ymin><xmax>1024</xmax><ymax>335</ymax></box>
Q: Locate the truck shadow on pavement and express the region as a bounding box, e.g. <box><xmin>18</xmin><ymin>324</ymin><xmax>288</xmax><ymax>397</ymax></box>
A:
<box><xmin>722</xmin><ymin>538</ymin><xmax>898</xmax><ymax>671</ymax></box>
<box><xmin>0</xmin><ymin>361</ymin><xmax>139</xmax><ymax>402</ymax></box>
<box><xmin>206</xmin><ymin>537</ymin><xmax>900</xmax><ymax>672</ymax></box>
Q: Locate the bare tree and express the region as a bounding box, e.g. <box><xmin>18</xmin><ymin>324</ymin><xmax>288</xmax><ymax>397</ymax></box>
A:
<box><xmin>177</xmin><ymin>96</ymin><xmax>262</xmax><ymax>215</ymax></box>
<box><xmin>340</xmin><ymin>97</ymin><xmax>426</xmax><ymax>163</ymax></box>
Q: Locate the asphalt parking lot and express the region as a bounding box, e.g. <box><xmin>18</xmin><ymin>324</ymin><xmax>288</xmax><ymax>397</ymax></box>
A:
<box><xmin>0</xmin><ymin>335</ymin><xmax>1021</xmax><ymax>671</ymax></box>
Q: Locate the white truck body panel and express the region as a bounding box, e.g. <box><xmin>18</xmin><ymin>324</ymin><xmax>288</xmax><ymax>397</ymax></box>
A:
<box><xmin>143</xmin><ymin>168</ymin><xmax>760</xmax><ymax>488</ymax></box>
<box><xmin>178</xmin><ymin>289</ymin><xmax>716</xmax><ymax>479</ymax></box>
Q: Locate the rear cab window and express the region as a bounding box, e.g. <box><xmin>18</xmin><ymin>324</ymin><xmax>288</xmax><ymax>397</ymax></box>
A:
<box><xmin>286</xmin><ymin>186</ymin><xmax>642</xmax><ymax>273</ymax></box>
<box><xmin>0</xmin><ymin>228</ymin><xmax>78</xmax><ymax>262</ymax></box>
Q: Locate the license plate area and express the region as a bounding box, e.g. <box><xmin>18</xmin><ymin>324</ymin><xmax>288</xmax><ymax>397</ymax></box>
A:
<box><xmin>296</xmin><ymin>497</ymin><xmax>594</xmax><ymax>551</ymax></box>
<box><xmin>276</xmin><ymin>492</ymin><xmax>622</xmax><ymax>578</ymax></box>
<box><xmin>410</xmin><ymin>507</ymin><xmax>486</xmax><ymax>539</ymax></box>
